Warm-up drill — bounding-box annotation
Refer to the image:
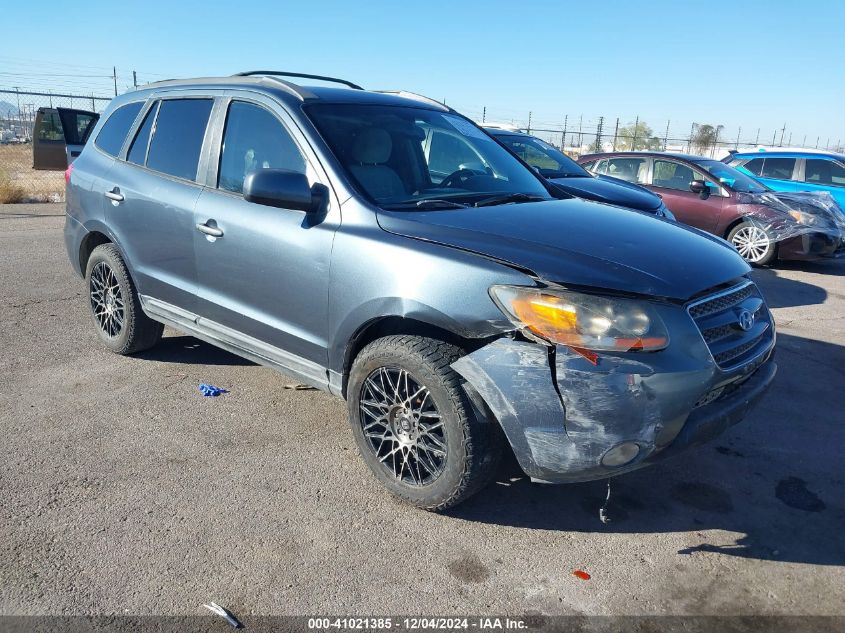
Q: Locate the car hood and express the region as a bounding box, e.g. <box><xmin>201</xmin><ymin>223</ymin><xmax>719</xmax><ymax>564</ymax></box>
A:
<box><xmin>549</xmin><ymin>175</ymin><xmax>662</xmax><ymax>212</ymax></box>
<box><xmin>377</xmin><ymin>198</ymin><xmax>749</xmax><ymax>300</ymax></box>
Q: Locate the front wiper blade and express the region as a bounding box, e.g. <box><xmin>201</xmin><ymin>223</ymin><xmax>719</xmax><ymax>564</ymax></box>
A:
<box><xmin>474</xmin><ymin>193</ymin><xmax>548</xmax><ymax>207</ymax></box>
<box><xmin>383</xmin><ymin>199</ymin><xmax>469</xmax><ymax>210</ymax></box>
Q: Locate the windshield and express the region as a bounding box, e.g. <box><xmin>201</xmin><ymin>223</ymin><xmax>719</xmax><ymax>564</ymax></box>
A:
<box><xmin>495</xmin><ymin>134</ymin><xmax>589</xmax><ymax>178</ymax></box>
<box><xmin>693</xmin><ymin>159</ymin><xmax>769</xmax><ymax>194</ymax></box>
<box><xmin>306</xmin><ymin>104</ymin><xmax>553</xmax><ymax>209</ymax></box>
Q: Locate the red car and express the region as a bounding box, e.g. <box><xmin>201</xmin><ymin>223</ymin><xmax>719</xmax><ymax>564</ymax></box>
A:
<box><xmin>578</xmin><ymin>151</ymin><xmax>845</xmax><ymax>265</ymax></box>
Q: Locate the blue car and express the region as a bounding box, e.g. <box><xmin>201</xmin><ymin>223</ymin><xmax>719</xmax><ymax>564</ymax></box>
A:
<box><xmin>724</xmin><ymin>150</ymin><xmax>845</xmax><ymax>208</ymax></box>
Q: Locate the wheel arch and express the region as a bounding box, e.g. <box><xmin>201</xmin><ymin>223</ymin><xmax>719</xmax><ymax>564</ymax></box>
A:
<box><xmin>79</xmin><ymin>230</ymin><xmax>112</xmax><ymax>273</ymax></box>
<box><xmin>340</xmin><ymin>315</ymin><xmax>498</xmax><ymax>399</ymax></box>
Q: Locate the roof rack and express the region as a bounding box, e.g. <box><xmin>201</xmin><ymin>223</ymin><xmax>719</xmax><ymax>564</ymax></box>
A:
<box><xmin>234</xmin><ymin>71</ymin><xmax>363</xmax><ymax>90</ymax></box>
<box><xmin>375</xmin><ymin>90</ymin><xmax>450</xmax><ymax>112</ymax></box>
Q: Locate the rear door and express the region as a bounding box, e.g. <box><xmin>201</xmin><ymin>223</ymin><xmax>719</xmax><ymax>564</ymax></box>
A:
<box><xmin>756</xmin><ymin>157</ymin><xmax>801</xmax><ymax>191</ymax></box>
<box><xmin>104</xmin><ymin>95</ymin><xmax>215</xmax><ymax>313</ymax></box>
<box><xmin>799</xmin><ymin>157</ymin><xmax>845</xmax><ymax>207</ymax></box>
<box><xmin>57</xmin><ymin>108</ymin><xmax>99</xmax><ymax>165</ymax></box>
<box><xmin>647</xmin><ymin>158</ymin><xmax>724</xmax><ymax>232</ymax></box>
<box><xmin>32</xmin><ymin>107</ymin><xmax>98</xmax><ymax>170</ymax></box>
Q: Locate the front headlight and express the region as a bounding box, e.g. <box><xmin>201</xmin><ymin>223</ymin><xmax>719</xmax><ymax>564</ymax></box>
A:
<box><xmin>788</xmin><ymin>210</ymin><xmax>818</xmax><ymax>225</ymax></box>
<box><xmin>490</xmin><ymin>285</ymin><xmax>669</xmax><ymax>352</ymax></box>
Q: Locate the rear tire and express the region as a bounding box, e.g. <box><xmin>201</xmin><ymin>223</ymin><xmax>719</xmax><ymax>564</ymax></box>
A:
<box><xmin>347</xmin><ymin>335</ymin><xmax>503</xmax><ymax>511</ymax></box>
<box><xmin>727</xmin><ymin>221</ymin><xmax>777</xmax><ymax>266</ymax></box>
<box><xmin>85</xmin><ymin>243</ymin><xmax>163</xmax><ymax>354</ymax></box>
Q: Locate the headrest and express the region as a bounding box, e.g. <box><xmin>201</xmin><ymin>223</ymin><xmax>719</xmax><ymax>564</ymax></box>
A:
<box><xmin>351</xmin><ymin>128</ymin><xmax>393</xmax><ymax>164</ymax></box>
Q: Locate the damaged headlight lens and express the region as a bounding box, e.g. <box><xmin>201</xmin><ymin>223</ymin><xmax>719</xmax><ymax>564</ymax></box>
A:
<box><xmin>490</xmin><ymin>285</ymin><xmax>669</xmax><ymax>352</ymax></box>
<box><xmin>788</xmin><ymin>210</ymin><xmax>818</xmax><ymax>225</ymax></box>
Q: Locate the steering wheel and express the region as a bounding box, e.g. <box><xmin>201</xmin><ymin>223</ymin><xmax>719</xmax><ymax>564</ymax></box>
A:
<box><xmin>439</xmin><ymin>168</ymin><xmax>483</xmax><ymax>189</ymax></box>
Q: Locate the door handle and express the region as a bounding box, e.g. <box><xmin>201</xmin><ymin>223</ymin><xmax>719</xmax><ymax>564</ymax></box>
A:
<box><xmin>104</xmin><ymin>188</ymin><xmax>124</xmax><ymax>202</ymax></box>
<box><xmin>196</xmin><ymin>222</ymin><xmax>224</xmax><ymax>238</ymax></box>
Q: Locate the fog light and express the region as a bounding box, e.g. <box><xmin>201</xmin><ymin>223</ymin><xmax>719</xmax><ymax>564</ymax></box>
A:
<box><xmin>601</xmin><ymin>442</ymin><xmax>640</xmax><ymax>467</ymax></box>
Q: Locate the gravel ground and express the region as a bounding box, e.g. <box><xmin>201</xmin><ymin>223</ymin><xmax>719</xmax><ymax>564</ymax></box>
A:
<box><xmin>1</xmin><ymin>203</ymin><xmax>843</xmax><ymax>618</ymax></box>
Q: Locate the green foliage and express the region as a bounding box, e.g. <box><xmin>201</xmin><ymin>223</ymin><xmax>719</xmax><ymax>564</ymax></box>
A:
<box><xmin>691</xmin><ymin>123</ymin><xmax>724</xmax><ymax>154</ymax></box>
<box><xmin>615</xmin><ymin>121</ymin><xmax>663</xmax><ymax>151</ymax></box>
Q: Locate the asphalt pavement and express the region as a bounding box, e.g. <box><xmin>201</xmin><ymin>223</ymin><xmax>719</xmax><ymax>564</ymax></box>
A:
<box><xmin>1</xmin><ymin>203</ymin><xmax>843</xmax><ymax>618</ymax></box>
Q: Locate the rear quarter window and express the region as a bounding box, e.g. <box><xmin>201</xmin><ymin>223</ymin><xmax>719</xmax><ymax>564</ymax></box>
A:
<box><xmin>759</xmin><ymin>157</ymin><xmax>796</xmax><ymax>180</ymax></box>
<box><xmin>94</xmin><ymin>102</ymin><xmax>144</xmax><ymax>157</ymax></box>
<box><xmin>146</xmin><ymin>99</ymin><xmax>213</xmax><ymax>181</ymax></box>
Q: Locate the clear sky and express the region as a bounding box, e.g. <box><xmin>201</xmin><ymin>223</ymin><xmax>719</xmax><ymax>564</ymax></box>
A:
<box><xmin>2</xmin><ymin>0</ymin><xmax>843</xmax><ymax>147</ymax></box>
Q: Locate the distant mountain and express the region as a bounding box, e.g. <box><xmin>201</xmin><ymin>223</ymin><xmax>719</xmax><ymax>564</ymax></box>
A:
<box><xmin>0</xmin><ymin>100</ymin><xmax>18</xmax><ymax>117</ymax></box>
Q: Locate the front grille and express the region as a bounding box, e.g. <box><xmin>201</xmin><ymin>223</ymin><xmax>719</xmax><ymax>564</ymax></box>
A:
<box><xmin>687</xmin><ymin>280</ymin><xmax>773</xmax><ymax>371</ymax></box>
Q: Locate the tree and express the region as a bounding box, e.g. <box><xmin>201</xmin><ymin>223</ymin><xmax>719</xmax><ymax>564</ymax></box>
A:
<box><xmin>690</xmin><ymin>123</ymin><xmax>724</xmax><ymax>155</ymax></box>
<box><xmin>615</xmin><ymin>121</ymin><xmax>662</xmax><ymax>151</ymax></box>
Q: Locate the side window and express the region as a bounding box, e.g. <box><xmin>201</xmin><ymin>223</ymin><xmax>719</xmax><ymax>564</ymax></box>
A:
<box><xmin>738</xmin><ymin>158</ymin><xmax>764</xmax><ymax>176</ymax></box>
<box><xmin>428</xmin><ymin>131</ymin><xmax>484</xmax><ymax>182</ymax></box>
<box><xmin>218</xmin><ymin>101</ymin><xmax>306</xmax><ymax>194</ymax></box>
<box><xmin>37</xmin><ymin>111</ymin><xmax>64</xmax><ymax>142</ymax></box>
<box><xmin>580</xmin><ymin>160</ymin><xmax>596</xmax><ymax>171</ymax></box>
<box><xmin>605</xmin><ymin>157</ymin><xmax>648</xmax><ymax>184</ymax></box>
<box><xmin>760</xmin><ymin>157</ymin><xmax>796</xmax><ymax>180</ymax></box>
<box><xmin>653</xmin><ymin>160</ymin><xmax>699</xmax><ymax>190</ymax></box>
<box><xmin>95</xmin><ymin>102</ymin><xmax>144</xmax><ymax>157</ymax></box>
<box><xmin>146</xmin><ymin>99</ymin><xmax>213</xmax><ymax>181</ymax></box>
<box><xmin>127</xmin><ymin>102</ymin><xmax>158</xmax><ymax>166</ymax></box>
<box><xmin>805</xmin><ymin>159</ymin><xmax>845</xmax><ymax>187</ymax></box>
<box><xmin>591</xmin><ymin>159</ymin><xmax>609</xmax><ymax>175</ymax></box>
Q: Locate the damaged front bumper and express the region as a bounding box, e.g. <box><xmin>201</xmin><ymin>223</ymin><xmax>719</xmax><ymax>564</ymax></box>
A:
<box><xmin>453</xmin><ymin>331</ymin><xmax>776</xmax><ymax>484</ymax></box>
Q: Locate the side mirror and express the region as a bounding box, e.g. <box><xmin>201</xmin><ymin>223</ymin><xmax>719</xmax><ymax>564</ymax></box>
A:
<box><xmin>243</xmin><ymin>169</ymin><xmax>327</xmax><ymax>213</ymax></box>
<box><xmin>689</xmin><ymin>179</ymin><xmax>710</xmax><ymax>199</ymax></box>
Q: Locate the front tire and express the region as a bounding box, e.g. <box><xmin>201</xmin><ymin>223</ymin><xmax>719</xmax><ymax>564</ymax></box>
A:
<box><xmin>85</xmin><ymin>243</ymin><xmax>163</xmax><ymax>354</ymax></box>
<box><xmin>728</xmin><ymin>221</ymin><xmax>777</xmax><ymax>266</ymax></box>
<box><xmin>347</xmin><ymin>336</ymin><xmax>503</xmax><ymax>511</ymax></box>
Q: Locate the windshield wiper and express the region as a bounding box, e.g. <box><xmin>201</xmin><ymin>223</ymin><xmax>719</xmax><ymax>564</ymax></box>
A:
<box><xmin>473</xmin><ymin>193</ymin><xmax>548</xmax><ymax>207</ymax></box>
<box><xmin>383</xmin><ymin>199</ymin><xmax>469</xmax><ymax>210</ymax></box>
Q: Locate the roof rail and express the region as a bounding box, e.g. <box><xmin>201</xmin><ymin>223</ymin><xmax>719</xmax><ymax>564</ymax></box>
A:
<box><xmin>234</xmin><ymin>71</ymin><xmax>363</xmax><ymax>90</ymax></box>
<box><xmin>375</xmin><ymin>90</ymin><xmax>450</xmax><ymax>111</ymax></box>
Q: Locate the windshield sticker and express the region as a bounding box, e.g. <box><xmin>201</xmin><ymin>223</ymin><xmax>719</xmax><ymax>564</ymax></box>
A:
<box><xmin>442</xmin><ymin>115</ymin><xmax>491</xmax><ymax>141</ymax></box>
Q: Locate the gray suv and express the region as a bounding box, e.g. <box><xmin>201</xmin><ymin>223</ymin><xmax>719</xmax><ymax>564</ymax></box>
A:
<box><xmin>64</xmin><ymin>72</ymin><xmax>776</xmax><ymax>510</ymax></box>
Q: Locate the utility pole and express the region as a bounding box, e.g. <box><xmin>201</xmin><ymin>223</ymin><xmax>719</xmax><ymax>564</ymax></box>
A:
<box><xmin>48</xmin><ymin>90</ymin><xmax>52</xmax><ymax>108</ymax></box>
<box><xmin>816</xmin><ymin>136</ymin><xmax>819</xmax><ymax>148</ymax></box>
<box><xmin>577</xmin><ymin>114</ymin><xmax>583</xmax><ymax>150</ymax></box>
<box><xmin>527</xmin><ymin>111</ymin><xmax>532</xmax><ymax>135</ymax></box>
<box><xmin>561</xmin><ymin>115</ymin><xmax>568</xmax><ymax>150</ymax></box>
<box><xmin>803</xmin><ymin>134</ymin><xmax>807</xmax><ymax>147</ymax></box>
<box><xmin>133</xmin><ymin>70</ymin><xmax>138</xmax><ymax>89</ymax></box>
<box><xmin>787</xmin><ymin>132</ymin><xmax>792</xmax><ymax>146</ymax></box>
<box><xmin>113</xmin><ymin>67</ymin><xmax>118</xmax><ymax>96</ymax></box>
<box><xmin>630</xmin><ymin>115</ymin><xmax>639</xmax><ymax>150</ymax></box>
<box><xmin>755</xmin><ymin>128</ymin><xmax>760</xmax><ymax>145</ymax></box>
<box><xmin>771</xmin><ymin>130</ymin><xmax>777</xmax><ymax>146</ymax></box>
<box><xmin>594</xmin><ymin>116</ymin><xmax>604</xmax><ymax>151</ymax></box>
<box><xmin>712</xmin><ymin>126</ymin><xmax>720</xmax><ymax>158</ymax></box>
<box><xmin>826</xmin><ymin>137</ymin><xmax>830</xmax><ymax>149</ymax></box>
<box><xmin>663</xmin><ymin>120</ymin><xmax>670</xmax><ymax>151</ymax></box>
<box><xmin>612</xmin><ymin>117</ymin><xmax>619</xmax><ymax>151</ymax></box>
<box><xmin>735</xmin><ymin>127</ymin><xmax>741</xmax><ymax>150</ymax></box>
<box><xmin>482</xmin><ymin>106</ymin><xmax>485</xmax><ymax>123</ymax></box>
<box><xmin>687</xmin><ymin>122</ymin><xmax>695</xmax><ymax>153</ymax></box>
<box><xmin>779</xmin><ymin>123</ymin><xmax>786</xmax><ymax>146</ymax></box>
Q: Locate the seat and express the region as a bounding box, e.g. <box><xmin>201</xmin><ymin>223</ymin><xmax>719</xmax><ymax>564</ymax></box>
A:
<box><xmin>348</xmin><ymin>128</ymin><xmax>406</xmax><ymax>201</ymax></box>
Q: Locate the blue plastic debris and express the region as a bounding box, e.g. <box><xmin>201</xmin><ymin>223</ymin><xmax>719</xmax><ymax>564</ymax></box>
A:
<box><xmin>198</xmin><ymin>384</ymin><xmax>228</xmax><ymax>397</ymax></box>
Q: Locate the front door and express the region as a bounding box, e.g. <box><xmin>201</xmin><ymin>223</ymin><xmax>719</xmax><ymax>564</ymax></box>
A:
<box><xmin>648</xmin><ymin>158</ymin><xmax>724</xmax><ymax>233</ymax></box>
<box><xmin>193</xmin><ymin>97</ymin><xmax>339</xmax><ymax>381</ymax></box>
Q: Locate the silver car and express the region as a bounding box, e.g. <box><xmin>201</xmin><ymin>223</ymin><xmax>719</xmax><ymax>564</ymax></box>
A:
<box><xmin>63</xmin><ymin>72</ymin><xmax>776</xmax><ymax>510</ymax></box>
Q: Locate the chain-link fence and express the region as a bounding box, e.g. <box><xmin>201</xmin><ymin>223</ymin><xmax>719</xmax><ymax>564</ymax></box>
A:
<box><xmin>457</xmin><ymin>105</ymin><xmax>844</xmax><ymax>160</ymax></box>
<box><xmin>0</xmin><ymin>89</ymin><xmax>111</xmax><ymax>203</ymax></box>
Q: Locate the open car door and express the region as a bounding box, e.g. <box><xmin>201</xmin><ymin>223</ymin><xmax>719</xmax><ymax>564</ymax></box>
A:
<box><xmin>32</xmin><ymin>107</ymin><xmax>99</xmax><ymax>170</ymax></box>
